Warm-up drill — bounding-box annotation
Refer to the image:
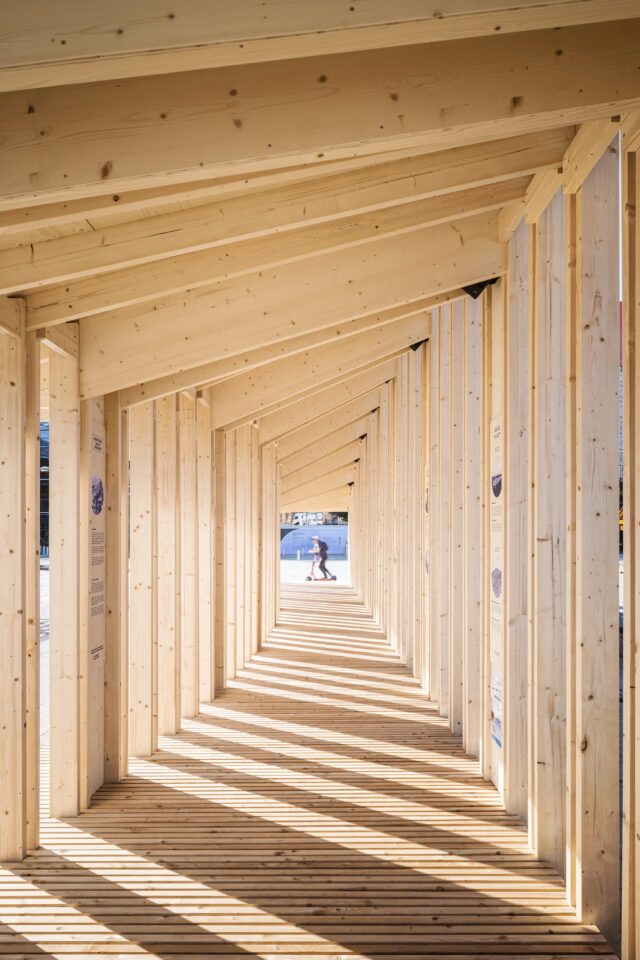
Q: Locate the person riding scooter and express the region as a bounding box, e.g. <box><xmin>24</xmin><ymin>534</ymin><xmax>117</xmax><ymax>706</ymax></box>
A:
<box><xmin>307</xmin><ymin>535</ymin><xmax>337</xmax><ymax>581</ymax></box>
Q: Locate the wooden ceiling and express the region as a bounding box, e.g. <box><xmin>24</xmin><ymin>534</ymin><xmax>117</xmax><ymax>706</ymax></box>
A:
<box><xmin>2</xmin><ymin>1</ymin><xmax>640</xmax><ymax>454</ymax></box>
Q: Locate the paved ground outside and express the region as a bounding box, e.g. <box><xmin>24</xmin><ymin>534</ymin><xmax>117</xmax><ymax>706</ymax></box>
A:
<box><xmin>281</xmin><ymin>557</ymin><xmax>350</xmax><ymax>584</ymax></box>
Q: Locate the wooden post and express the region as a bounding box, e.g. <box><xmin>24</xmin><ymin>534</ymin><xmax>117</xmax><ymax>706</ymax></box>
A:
<box><xmin>450</xmin><ymin>302</ymin><xmax>465</xmax><ymax>733</ymax></box>
<box><xmin>0</xmin><ymin>299</ymin><xmax>27</xmax><ymax>859</ymax></box>
<box><xmin>225</xmin><ymin>429</ymin><xmax>237</xmax><ymax>680</ymax></box>
<box><xmin>104</xmin><ymin>392</ymin><xmax>128</xmax><ymax>782</ymax></box>
<box><xmin>438</xmin><ymin>305</ymin><xmax>451</xmax><ymax>718</ymax></box>
<box><xmin>567</xmin><ymin>139</ymin><xmax>620</xmax><ymax>947</ymax></box>
<box><xmin>480</xmin><ymin>290</ymin><xmax>493</xmax><ymax>781</ymax></box>
<box><xmin>251</xmin><ymin>426</ymin><xmax>260</xmax><ymax>655</ymax></box>
<box><xmin>178</xmin><ymin>391</ymin><xmax>198</xmax><ymax>718</ymax></box>
<box><xmin>155</xmin><ymin>394</ymin><xmax>179</xmax><ymax>735</ymax></box>
<box><xmin>80</xmin><ymin>397</ymin><xmax>107</xmax><ymax>804</ymax></box>
<box><xmin>504</xmin><ymin>219</ymin><xmax>530</xmax><ymax>818</ymax></box>
<box><xmin>428</xmin><ymin>319</ymin><xmax>440</xmax><ymax>704</ymax></box>
<box><xmin>622</xmin><ymin>123</ymin><xmax>640</xmax><ymax>960</ymax></box>
<box><xmin>24</xmin><ymin>329</ymin><xmax>40</xmax><ymax>849</ymax></box>
<box><xmin>463</xmin><ymin>296</ymin><xmax>483</xmax><ymax>758</ymax></box>
<box><xmin>48</xmin><ymin>332</ymin><xmax>82</xmax><ymax>816</ymax></box>
<box><xmin>197</xmin><ymin>392</ymin><xmax>213</xmax><ymax>701</ymax></box>
<box><xmin>235</xmin><ymin>427</ymin><xmax>247</xmax><ymax>671</ymax></box>
<box><xmin>128</xmin><ymin>401</ymin><xmax>157</xmax><ymax>757</ymax></box>
<box><xmin>529</xmin><ymin>190</ymin><xmax>567</xmax><ymax>876</ymax></box>
<box><xmin>214</xmin><ymin>428</ymin><xmax>227</xmax><ymax>694</ymax></box>
<box><xmin>488</xmin><ymin>280</ymin><xmax>507</xmax><ymax>797</ymax></box>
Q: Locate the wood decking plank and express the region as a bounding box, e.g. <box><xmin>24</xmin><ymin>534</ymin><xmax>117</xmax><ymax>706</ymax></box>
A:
<box><xmin>1</xmin><ymin>587</ymin><xmax>614</xmax><ymax>958</ymax></box>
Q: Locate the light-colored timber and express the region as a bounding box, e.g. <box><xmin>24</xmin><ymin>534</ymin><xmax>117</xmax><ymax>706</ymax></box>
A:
<box><xmin>1</xmin><ymin>587</ymin><xmax>615</xmax><ymax>959</ymax></box>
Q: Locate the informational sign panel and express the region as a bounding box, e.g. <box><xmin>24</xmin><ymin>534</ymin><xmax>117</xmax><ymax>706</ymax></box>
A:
<box><xmin>89</xmin><ymin>426</ymin><xmax>106</xmax><ymax>665</ymax></box>
<box><xmin>489</xmin><ymin>416</ymin><xmax>504</xmax><ymax>750</ymax></box>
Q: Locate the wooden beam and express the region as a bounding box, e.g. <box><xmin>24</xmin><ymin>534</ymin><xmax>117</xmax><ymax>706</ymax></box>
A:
<box><xmin>282</xmin><ymin>465</ymin><xmax>356</xmax><ymax>504</ymax></box>
<box><xmin>210</xmin><ymin>314</ymin><xmax>429</xmax><ymax>429</ymax></box>
<box><xmin>274</xmin><ymin>401</ymin><xmax>378</xmax><ymax>461</ymax></box>
<box><xmin>20</xmin><ymin>177</ymin><xmax>526</xmax><ymax>320</ymax></box>
<box><xmin>525</xmin><ymin>169</ymin><xmax>564</xmax><ymax>225</ymax></box>
<box><xmin>0</xmin><ymin>134</ymin><xmax>554</xmax><ymax>234</ymax></box>
<box><xmin>119</xmin><ymin>293</ymin><xmax>455</xmax><ymax>409</ymax></box>
<box><xmin>563</xmin><ymin>117</ymin><xmax>622</xmax><ymax>193</ymax></box>
<box><xmin>258</xmin><ymin>373</ymin><xmax>389</xmax><ymax>448</ymax></box>
<box><xmin>0</xmin><ymin>295</ymin><xmax>25</xmax><ymax>337</ymax></box>
<box><xmin>0</xmin><ymin>307</ymin><xmax>26</xmax><ymax>859</ymax></box>
<box><xmin>11</xmin><ymin>129</ymin><xmax>551</xmax><ymax>293</ymax></box>
<box><xmin>281</xmin><ymin>488</ymin><xmax>351</xmax><ymax>513</ymax></box>
<box><xmin>281</xmin><ymin>441</ymin><xmax>362</xmax><ymax>494</ymax></box>
<box><xmin>79</xmin><ymin>213</ymin><xmax>502</xmax><ymax>398</ymax></box>
<box><xmin>34</xmin><ymin>323</ymin><xmax>78</xmax><ymax>359</ymax></box>
<box><xmin>3</xmin><ymin>21</ymin><xmax>640</xmax><ymax>207</ymax></box>
<box><xmin>3</xmin><ymin>2</ymin><xmax>636</xmax><ymax>93</ymax></box>
<box><xmin>280</xmin><ymin>419</ymin><xmax>369</xmax><ymax>475</ymax></box>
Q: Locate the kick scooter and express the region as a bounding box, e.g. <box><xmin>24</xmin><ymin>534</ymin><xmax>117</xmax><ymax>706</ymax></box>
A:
<box><xmin>305</xmin><ymin>554</ymin><xmax>337</xmax><ymax>582</ymax></box>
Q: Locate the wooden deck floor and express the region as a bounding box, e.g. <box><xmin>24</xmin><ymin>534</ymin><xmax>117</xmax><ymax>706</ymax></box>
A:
<box><xmin>2</xmin><ymin>585</ymin><xmax>615</xmax><ymax>958</ymax></box>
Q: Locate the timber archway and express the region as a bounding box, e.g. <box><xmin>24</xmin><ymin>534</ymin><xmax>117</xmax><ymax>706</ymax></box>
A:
<box><xmin>1</xmin><ymin>4</ymin><xmax>640</xmax><ymax>957</ymax></box>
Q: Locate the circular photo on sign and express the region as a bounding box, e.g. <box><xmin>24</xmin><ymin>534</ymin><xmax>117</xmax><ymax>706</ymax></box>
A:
<box><xmin>91</xmin><ymin>476</ymin><xmax>104</xmax><ymax>516</ymax></box>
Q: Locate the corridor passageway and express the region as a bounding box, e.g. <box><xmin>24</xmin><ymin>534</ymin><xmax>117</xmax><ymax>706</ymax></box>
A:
<box><xmin>0</xmin><ymin>587</ymin><xmax>614</xmax><ymax>958</ymax></box>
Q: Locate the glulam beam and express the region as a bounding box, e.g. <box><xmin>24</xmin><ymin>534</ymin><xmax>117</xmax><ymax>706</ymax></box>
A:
<box><xmin>3</xmin><ymin>21</ymin><xmax>640</xmax><ymax>207</ymax></box>
<box><xmin>257</xmin><ymin>363</ymin><xmax>394</xmax><ymax>446</ymax></box>
<box><xmin>210</xmin><ymin>314</ymin><xmax>428</xmax><ymax>429</ymax></box>
<box><xmin>2</xmin><ymin>1</ymin><xmax>634</xmax><ymax>93</ymax></box>
<box><xmin>78</xmin><ymin>213</ymin><xmax>499</xmax><ymax>399</ymax></box>
<box><xmin>279</xmin><ymin>419</ymin><xmax>369</xmax><ymax>475</ymax></box>
<box><xmin>14</xmin><ymin>158</ymin><xmax>542</xmax><ymax>302</ymax></box>
<box><xmin>118</xmin><ymin>294</ymin><xmax>451</xmax><ymax>409</ymax></box>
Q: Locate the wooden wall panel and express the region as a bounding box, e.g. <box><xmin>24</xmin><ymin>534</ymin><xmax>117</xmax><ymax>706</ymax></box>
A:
<box><xmin>505</xmin><ymin>219</ymin><xmax>530</xmax><ymax>819</ymax></box>
<box><xmin>428</xmin><ymin>320</ymin><xmax>440</xmax><ymax>703</ymax></box>
<box><xmin>128</xmin><ymin>400</ymin><xmax>157</xmax><ymax>758</ymax></box>
<box><xmin>155</xmin><ymin>394</ymin><xmax>179</xmax><ymax>735</ymax></box>
<box><xmin>250</xmin><ymin>426</ymin><xmax>260</xmax><ymax>656</ymax></box>
<box><xmin>49</xmin><ymin>346</ymin><xmax>81</xmax><ymax>814</ymax></box>
<box><xmin>0</xmin><ymin>311</ymin><xmax>26</xmax><ymax>858</ymax></box>
<box><xmin>568</xmin><ymin>139</ymin><xmax>620</xmax><ymax>947</ymax></box>
<box><xmin>214</xmin><ymin>429</ymin><xmax>227</xmax><ymax>694</ymax></box>
<box><xmin>197</xmin><ymin>394</ymin><xmax>213</xmax><ymax>701</ymax></box>
<box><xmin>24</xmin><ymin>330</ymin><xmax>40</xmax><ymax>850</ymax></box>
<box><xmin>449</xmin><ymin>302</ymin><xmax>465</xmax><ymax>733</ymax></box>
<box><xmin>622</xmin><ymin>126</ymin><xmax>640</xmax><ymax>960</ymax></box>
<box><xmin>179</xmin><ymin>391</ymin><xmax>198</xmax><ymax>718</ymax></box>
<box><xmin>438</xmin><ymin>306</ymin><xmax>451</xmax><ymax>717</ymax></box>
<box><xmin>463</xmin><ymin>296</ymin><xmax>483</xmax><ymax>758</ymax></box>
<box><xmin>104</xmin><ymin>392</ymin><xmax>128</xmax><ymax>782</ymax></box>
<box><xmin>529</xmin><ymin>190</ymin><xmax>567</xmax><ymax>876</ymax></box>
<box><xmin>224</xmin><ymin>430</ymin><xmax>237</xmax><ymax>680</ymax></box>
<box><xmin>488</xmin><ymin>279</ymin><xmax>506</xmax><ymax>797</ymax></box>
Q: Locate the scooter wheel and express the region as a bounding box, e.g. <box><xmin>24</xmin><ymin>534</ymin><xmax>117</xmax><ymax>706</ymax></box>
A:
<box><xmin>305</xmin><ymin>575</ymin><xmax>312</xmax><ymax>581</ymax></box>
